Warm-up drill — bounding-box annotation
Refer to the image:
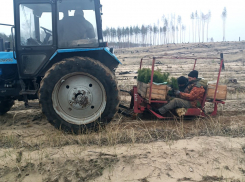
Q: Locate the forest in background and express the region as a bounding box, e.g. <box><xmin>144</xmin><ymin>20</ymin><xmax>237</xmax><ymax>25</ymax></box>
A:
<box><xmin>0</xmin><ymin>7</ymin><xmax>228</xmax><ymax>49</ymax></box>
<box><xmin>104</xmin><ymin>7</ymin><xmax>228</xmax><ymax>48</ymax></box>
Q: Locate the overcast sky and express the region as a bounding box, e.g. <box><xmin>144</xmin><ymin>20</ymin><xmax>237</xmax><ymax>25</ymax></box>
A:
<box><xmin>0</xmin><ymin>0</ymin><xmax>244</xmax><ymax>42</ymax></box>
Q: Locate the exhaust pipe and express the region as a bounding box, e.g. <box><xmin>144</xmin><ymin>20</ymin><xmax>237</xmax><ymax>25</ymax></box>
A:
<box><xmin>4</xmin><ymin>41</ymin><xmax>10</xmax><ymax>52</ymax></box>
<box><xmin>0</xmin><ymin>38</ymin><xmax>3</xmax><ymax>51</ymax></box>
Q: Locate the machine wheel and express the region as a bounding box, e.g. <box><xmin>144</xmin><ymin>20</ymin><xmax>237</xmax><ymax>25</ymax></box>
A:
<box><xmin>39</xmin><ymin>57</ymin><xmax>119</xmax><ymax>133</ymax></box>
<box><xmin>0</xmin><ymin>98</ymin><xmax>14</xmax><ymax>115</ymax></box>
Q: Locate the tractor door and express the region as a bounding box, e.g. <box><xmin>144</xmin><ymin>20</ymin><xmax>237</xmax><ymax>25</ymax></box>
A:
<box><xmin>14</xmin><ymin>0</ymin><xmax>57</xmax><ymax>78</ymax></box>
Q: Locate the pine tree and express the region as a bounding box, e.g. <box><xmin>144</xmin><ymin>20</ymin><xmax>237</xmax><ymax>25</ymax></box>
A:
<box><xmin>221</xmin><ymin>7</ymin><xmax>227</xmax><ymax>41</ymax></box>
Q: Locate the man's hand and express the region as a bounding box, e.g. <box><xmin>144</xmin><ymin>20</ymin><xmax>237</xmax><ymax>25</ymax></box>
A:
<box><xmin>174</xmin><ymin>90</ymin><xmax>180</xmax><ymax>96</ymax></box>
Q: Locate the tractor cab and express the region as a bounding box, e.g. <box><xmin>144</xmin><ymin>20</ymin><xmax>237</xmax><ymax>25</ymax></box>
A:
<box><xmin>13</xmin><ymin>0</ymin><xmax>104</xmax><ymax>78</ymax></box>
<box><xmin>18</xmin><ymin>1</ymin><xmax>100</xmax><ymax>47</ymax></box>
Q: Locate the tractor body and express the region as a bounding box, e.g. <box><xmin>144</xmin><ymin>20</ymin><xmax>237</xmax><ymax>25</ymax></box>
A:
<box><xmin>0</xmin><ymin>0</ymin><xmax>121</xmax><ymax>132</ymax></box>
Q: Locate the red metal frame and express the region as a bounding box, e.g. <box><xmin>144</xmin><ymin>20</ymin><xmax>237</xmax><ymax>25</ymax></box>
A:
<box><xmin>135</xmin><ymin>54</ymin><xmax>225</xmax><ymax>119</ymax></box>
<box><xmin>193</xmin><ymin>59</ymin><xmax>197</xmax><ymax>70</ymax></box>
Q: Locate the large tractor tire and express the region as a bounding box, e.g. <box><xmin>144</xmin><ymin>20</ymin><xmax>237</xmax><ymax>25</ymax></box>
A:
<box><xmin>0</xmin><ymin>98</ymin><xmax>14</xmax><ymax>115</ymax></box>
<box><xmin>39</xmin><ymin>57</ymin><xmax>119</xmax><ymax>133</ymax></box>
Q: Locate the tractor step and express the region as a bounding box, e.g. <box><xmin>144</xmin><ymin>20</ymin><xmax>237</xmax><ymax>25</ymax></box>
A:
<box><xmin>20</xmin><ymin>90</ymin><xmax>37</xmax><ymax>95</ymax></box>
<box><xmin>148</xmin><ymin>109</ymin><xmax>172</xmax><ymax>119</ymax></box>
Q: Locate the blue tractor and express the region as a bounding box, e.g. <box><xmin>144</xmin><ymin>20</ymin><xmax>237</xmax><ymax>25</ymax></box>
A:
<box><xmin>0</xmin><ymin>0</ymin><xmax>120</xmax><ymax>132</ymax></box>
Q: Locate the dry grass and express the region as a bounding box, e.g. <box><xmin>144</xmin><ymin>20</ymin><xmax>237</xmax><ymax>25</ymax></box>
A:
<box><xmin>1</xmin><ymin>112</ymin><xmax>245</xmax><ymax>151</ymax></box>
<box><xmin>1</xmin><ymin>40</ymin><xmax>245</xmax><ymax>181</ymax></box>
<box><xmin>1</xmin><ymin>108</ymin><xmax>245</xmax><ymax>181</ymax></box>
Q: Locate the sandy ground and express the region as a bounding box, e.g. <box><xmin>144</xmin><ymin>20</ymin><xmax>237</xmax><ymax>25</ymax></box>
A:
<box><xmin>0</xmin><ymin>41</ymin><xmax>245</xmax><ymax>182</ymax></box>
<box><xmin>1</xmin><ymin>136</ymin><xmax>245</xmax><ymax>182</ymax></box>
<box><xmin>117</xmin><ymin>41</ymin><xmax>245</xmax><ymax>112</ymax></box>
<box><xmin>95</xmin><ymin>136</ymin><xmax>245</xmax><ymax>182</ymax></box>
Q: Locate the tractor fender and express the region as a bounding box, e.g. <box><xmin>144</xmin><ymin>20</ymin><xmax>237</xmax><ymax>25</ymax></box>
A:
<box><xmin>49</xmin><ymin>47</ymin><xmax>121</xmax><ymax>64</ymax></box>
<box><xmin>39</xmin><ymin>47</ymin><xmax>121</xmax><ymax>76</ymax></box>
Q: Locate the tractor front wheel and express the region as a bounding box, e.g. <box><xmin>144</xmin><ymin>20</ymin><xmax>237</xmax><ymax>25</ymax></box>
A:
<box><xmin>0</xmin><ymin>98</ymin><xmax>14</xmax><ymax>115</ymax></box>
<box><xmin>39</xmin><ymin>57</ymin><xmax>119</xmax><ymax>133</ymax></box>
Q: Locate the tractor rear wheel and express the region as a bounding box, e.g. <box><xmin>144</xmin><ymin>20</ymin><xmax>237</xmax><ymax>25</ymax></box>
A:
<box><xmin>39</xmin><ymin>57</ymin><xmax>119</xmax><ymax>133</ymax></box>
<box><xmin>0</xmin><ymin>98</ymin><xmax>14</xmax><ymax>115</ymax></box>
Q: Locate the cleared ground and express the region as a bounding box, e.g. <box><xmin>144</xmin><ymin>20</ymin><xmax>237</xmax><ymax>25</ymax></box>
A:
<box><xmin>1</xmin><ymin>41</ymin><xmax>245</xmax><ymax>182</ymax></box>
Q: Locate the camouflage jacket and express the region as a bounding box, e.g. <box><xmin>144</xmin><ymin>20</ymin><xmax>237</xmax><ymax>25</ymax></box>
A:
<box><xmin>179</xmin><ymin>79</ymin><xmax>206</xmax><ymax>108</ymax></box>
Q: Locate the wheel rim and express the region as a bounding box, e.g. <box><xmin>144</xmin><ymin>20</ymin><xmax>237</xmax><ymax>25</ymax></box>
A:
<box><xmin>52</xmin><ymin>72</ymin><xmax>106</xmax><ymax>125</ymax></box>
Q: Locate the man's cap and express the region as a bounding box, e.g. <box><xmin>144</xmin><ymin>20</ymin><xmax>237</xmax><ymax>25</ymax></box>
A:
<box><xmin>177</xmin><ymin>76</ymin><xmax>188</xmax><ymax>85</ymax></box>
<box><xmin>188</xmin><ymin>70</ymin><xmax>198</xmax><ymax>78</ymax></box>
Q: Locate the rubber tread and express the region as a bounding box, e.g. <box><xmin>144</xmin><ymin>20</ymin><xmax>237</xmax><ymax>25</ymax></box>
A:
<box><xmin>39</xmin><ymin>57</ymin><xmax>119</xmax><ymax>133</ymax></box>
<box><xmin>0</xmin><ymin>99</ymin><xmax>14</xmax><ymax>115</ymax></box>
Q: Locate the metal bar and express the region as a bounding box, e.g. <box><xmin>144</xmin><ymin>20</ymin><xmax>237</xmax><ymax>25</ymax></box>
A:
<box><xmin>185</xmin><ymin>108</ymin><xmax>202</xmax><ymax>116</ymax></box>
<box><xmin>141</xmin><ymin>57</ymin><xmax>152</xmax><ymax>60</ymax></box>
<box><xmin>34</xmin><ymin>16</ymin><xmax>40</xmax><ymax>42</ymax></box>
<box><xmin>213</xmin><ymin>53</ymin><xmax>224</xmax><ymax>103</ymax></box>
<box><xmin>150</xmin><ymin>100</ymin><xmax>168</xmax><ymax>103</ymax></box>
<box><xmin>120</xmin><ymin>89</ymin><xmax>131</xmax><ymax>94</ymax></box>
<box><xmin>206</xmin><ymin>100</ymin><xmax>225</xmax><ymax>104</ymax></box>
<box><xmin>119</xmin><ymin>104</ymin><xmax>130</xmax><ymax>110</ymax></box>
<box><xmin>201</xmin><ymin>92</ymin><xmax>207</xmax><ymax>109</ymax></box>
<box><xmin>0</xmin><ymin>38</ymin><xmax>3</xmax><ymax>51</ymax></box>
<box><xmin>0</xmin><ymin>23</ymin><xmax>14</xmax><ymax>27</ymax></box>
<box><xmin>140</xmin><ymin>56</ymin><xmax>221</xmax><ymax>69</ymax></box>
<box><xmin>142</xmin><ymin>57</ymin><xmax>220</xmax><ymax>60</ymax></box>
<box><xmin>140</xmin><ymin>58</ymin><xmax>143</xmax><ymax>70</ymax></box>
<box><xmin>133</xmin><ymin>86</ymin><xmax>142</xmax><ymax>113</ymax></box>
<box><xmin>211</xmin><ymin>103</ymin><xmax>218</xmax><ymax>116</ymax></box>
<box><xmin>11</xmin><ymin>26</ymin><xmax>16</xmax><ymax>59</ymax></box>
<box><xmin>154</xmin><ymin>56</ymin><xmax>220</xmax><ymax>60</ymax></box>
<box><xmin>193</xmin><ymin>59</ymin><xmax>197</xmax><ymax>70</ymax></box>
<box><xmin>148</xmin><ymin>108</ymin><xmax>172</xmax><ymax>119</ymax></box>
<box><xmin>148</xmin><ymin>57</ymin><xmax>156</xmax><ymax>104</ymax></box>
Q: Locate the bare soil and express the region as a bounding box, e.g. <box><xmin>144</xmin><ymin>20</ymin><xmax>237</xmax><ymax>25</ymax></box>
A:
<box><xmin>1</xmin><ymin>41</ymin><xmax>245</xmax><ymax>182</ymax></box>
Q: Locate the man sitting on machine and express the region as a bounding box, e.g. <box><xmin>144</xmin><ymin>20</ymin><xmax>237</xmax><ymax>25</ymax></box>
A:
<box><xmin>168</xmin><ymin>76</ymin><xmax>188</xmax><ymax>97</ymax></box>
<box><xmin>177</xmin><ymin>76</ymin><xmax>188</xmax><ymax>92</ymax></box>
<box><xmin>153</xmin><ymin>70</ymin><xmax>206</xmax><ymax>116</ymax></box>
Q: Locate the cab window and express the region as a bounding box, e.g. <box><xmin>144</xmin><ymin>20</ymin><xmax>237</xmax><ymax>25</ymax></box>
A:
<box><xmin>57</xmin><ymin>0</ymin><xmax>98</xmax><ymax>48</ymax></box>
<box><xmin>19</xmin><ymin>4</ymin><xmax>53</xmax><ymax>46</ymax></box>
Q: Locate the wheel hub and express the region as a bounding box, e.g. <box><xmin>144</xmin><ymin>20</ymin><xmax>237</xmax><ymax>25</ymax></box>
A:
<box><xmin>68</xmin><ymin>88</ymin><xmax>92</xmax><ymax>110</ymax></box>
<box><xmin>52</xmin><ymin>72</ymin><xmax>106</xmax><ymax>125</ymax></box>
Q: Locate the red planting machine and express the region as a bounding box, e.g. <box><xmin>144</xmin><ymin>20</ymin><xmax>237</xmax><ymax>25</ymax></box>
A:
<box><xmin>129</xmin><ymin>53</ymin><xmax>225</xmax><ymax>119</ymax></box>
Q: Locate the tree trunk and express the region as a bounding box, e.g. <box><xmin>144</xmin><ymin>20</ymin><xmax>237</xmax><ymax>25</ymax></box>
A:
<box><xmin>207</xmin><ymin>23</ymin><xmax>209</xmax><ymax>42</ymax></box>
